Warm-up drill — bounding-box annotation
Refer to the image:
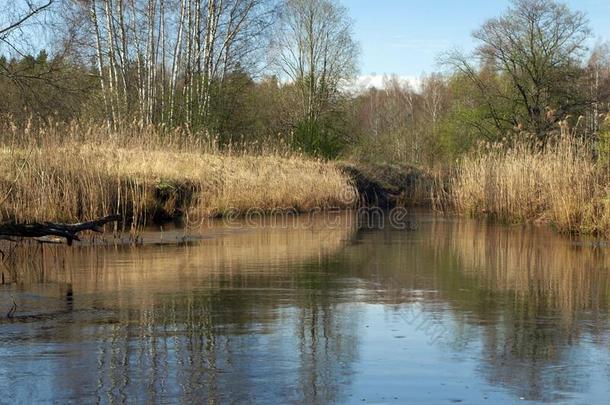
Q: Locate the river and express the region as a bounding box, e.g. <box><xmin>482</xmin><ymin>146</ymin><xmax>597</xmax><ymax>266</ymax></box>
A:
<box><xmin>1</xmin><ymin>212</ymin><xmax>609</xmax><ymax>404</ymax></box>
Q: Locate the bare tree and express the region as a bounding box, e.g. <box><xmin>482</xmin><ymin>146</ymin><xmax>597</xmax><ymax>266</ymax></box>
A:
<box><xmin>74</xmin><ymin>0</ymin><xmax>275</xmax><ymax>129</ymax></box>
<box><xmin>445</xmin><ymin>0</ymin><xmax>591</xmax><ymax>140</ymax></box>
<box><xmin>0</xmin><ymin>1</ymin><xmax>54</xmax><ymax>48</ymax></box>
<box><xmin>0</xmin><ymin>1</ymin><xmax>88</xmax><ymax>119</ymax></box>
<box><xmin>586</xmin><ymin>43</ymin><xmax>610</xmax><ymax>134</ymax></box>
<box><xmin>272</xmin><ymin>0</ymin><xmax>358</xmax><ymax>124</ymax></box>
<box><xmin>89</xmin><ymin>0</ymin><xmax>114</xmax><ymax>127</ymax></box>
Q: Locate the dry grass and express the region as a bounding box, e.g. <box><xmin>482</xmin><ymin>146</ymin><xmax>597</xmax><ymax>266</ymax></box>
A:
<box><xmin>0</xmin><ymin>120</ymin><xmax>357</xmax><ymax>227</ymax></box>
<box><xmin>444</xmin><ymin>121</ymin><xmax>610</xmax><ymax>235</ymax></box>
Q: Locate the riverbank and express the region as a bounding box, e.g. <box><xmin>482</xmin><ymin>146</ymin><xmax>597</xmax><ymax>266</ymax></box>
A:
<box><xmin>0</xmin><ymin>121</ymin><xmax>444</xmax><ymax>229</ymax></box>
<box><xmin>0</xmin><ymin>122</ymin><xmax>356</xmax><ymax>226</ymax></box>
<box><xmin>4</xmin><ymin>121</ymin><xmax>608</xmax><ymax>238</ymax></box>
<box><xmin>1</xmin><ymin>146</ymin><xmax>359</xmax><ymax>225</ymax></box>
<box><xmin>439</xmin><ymin>132</ymin><xmax>610</xmax><ymax>236</ymax></box>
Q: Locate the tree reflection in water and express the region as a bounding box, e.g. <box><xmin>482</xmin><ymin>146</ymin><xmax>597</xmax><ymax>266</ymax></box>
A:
<box><xmin>2</xmin><ymin>213</ymin><xmax>610</xmax><ymax>403</ymax></box>
<box><xmin>0</xmin><ymin>214</ymin><xmax>361</xmax><ymax>404</ymax></box>
<box><xmin>340</xmin><ymin>216</ymin><xmax>610</xmax><ymax>402</ymax></box>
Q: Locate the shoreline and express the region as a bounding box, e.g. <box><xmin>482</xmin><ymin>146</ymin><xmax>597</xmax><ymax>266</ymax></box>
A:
<box><xmin>3</xmin><ymin>140</ymin><xmax>607</xmax><ymax>240</ymax></box>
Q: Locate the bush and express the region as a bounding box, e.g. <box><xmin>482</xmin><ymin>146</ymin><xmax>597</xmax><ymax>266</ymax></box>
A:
<box><xmin>292</xmin><ymin>118</ymin><xmax>348</xmax><ymax>159</ymax></box>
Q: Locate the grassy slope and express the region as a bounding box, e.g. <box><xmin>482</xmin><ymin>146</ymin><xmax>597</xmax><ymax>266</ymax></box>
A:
<box><xmin>0</xmin><ymin>125</ymin><xmax>357</xmax><ymax>225</ymax></box>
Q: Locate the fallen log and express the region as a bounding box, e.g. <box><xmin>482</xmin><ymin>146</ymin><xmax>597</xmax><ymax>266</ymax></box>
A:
<box><xmin>0</xmin><ymin>214</ymin><xmax>120</xmax><ymax>246</ymax></box>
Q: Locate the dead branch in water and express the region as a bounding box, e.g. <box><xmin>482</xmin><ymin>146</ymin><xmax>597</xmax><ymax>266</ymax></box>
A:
<box><xmin>0</xmin><ymin>214</ymin><xmax>120</xmax><ymax>246</ymax></box>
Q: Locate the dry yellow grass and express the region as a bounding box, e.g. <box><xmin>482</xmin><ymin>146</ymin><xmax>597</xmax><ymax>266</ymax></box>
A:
<box><xmin>445</xmin><ymin>122</ymin><xmax>610</xmax><ymax>235</ymax></box>
<box><xmin>0</xmin><ymin>120</ymin><xmax>357</xmax><ymax>226</ymax></box>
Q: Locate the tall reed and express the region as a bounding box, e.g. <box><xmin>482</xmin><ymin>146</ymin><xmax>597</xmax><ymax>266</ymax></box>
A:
<box><xmin>0</xmin><ymin>119</ymin><xmax>357</xmax><ymax>227</ymax></box>
<box><xmin>445</xmin><ymin>121</ymin><xmax>610</xmax><ymax>235</ymax></box>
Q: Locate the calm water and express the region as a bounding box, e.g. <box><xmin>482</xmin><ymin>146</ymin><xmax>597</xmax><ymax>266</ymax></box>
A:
<box><xmin>1</xmin><ymin>212</ymin><xmax>610</xmax><ymax>404</ymax></box>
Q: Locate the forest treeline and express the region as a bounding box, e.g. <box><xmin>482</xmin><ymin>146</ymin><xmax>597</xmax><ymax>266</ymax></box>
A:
<box><xmin>1</xmin><ymin>0</ymin><xmax>610</xmax><ymax>162</ymax></box>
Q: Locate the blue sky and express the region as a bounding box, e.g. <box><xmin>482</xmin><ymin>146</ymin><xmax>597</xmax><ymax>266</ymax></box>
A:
<box><xmin>347</xmin><ymin>0</ymin><xmax>610</xmax><ymax>79</ymax></box>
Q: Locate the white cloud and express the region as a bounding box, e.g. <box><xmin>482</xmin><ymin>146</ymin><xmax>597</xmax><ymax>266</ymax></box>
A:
<box><xmin>346</xmin><ymin>74</ymin><xmax>422</xmax><ymax>93</ymax></box>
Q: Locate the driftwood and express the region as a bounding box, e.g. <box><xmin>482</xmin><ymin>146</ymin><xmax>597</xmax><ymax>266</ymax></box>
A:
<box><xmin>0</xmin><ymin>214</ymin><xmax>120</xmax><ymax>245</ymax></box>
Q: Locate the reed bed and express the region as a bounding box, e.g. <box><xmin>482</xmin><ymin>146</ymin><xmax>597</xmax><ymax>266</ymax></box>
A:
<box><xmin>444</xmin><ymin>121</ymin><xmax>610</xmax><ymax>235</ymax></box>
<box><xmin>0</xmin><ymin>120</ymin><xmax>357</xmax><ymax>226</ymax></box>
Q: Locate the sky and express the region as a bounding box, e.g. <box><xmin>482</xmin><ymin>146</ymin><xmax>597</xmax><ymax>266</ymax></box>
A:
<box><xmin>346</xmin><ymin>0</ymin><xmax>610</xmax><ymax>87</ymax></box>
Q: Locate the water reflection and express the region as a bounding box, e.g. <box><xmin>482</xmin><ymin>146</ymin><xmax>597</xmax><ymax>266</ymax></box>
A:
<box><xmin>338</xmin><ymin>217</ymin><xmax>610</xmax><ymax>403</ymax></box>
<box><xmin>1</xmin><ymin>214</ymin><xmax>361</xmax><ymax>404</ymax></box>
<box><xmin>2</xmin><ymin>213</ymin><xmax>610</xmax><ymax>403</ymax></box>
<box><xmin>428</xmin><ymin>219</ymin><xmax>610</xmax><ymax>402</ymax></box>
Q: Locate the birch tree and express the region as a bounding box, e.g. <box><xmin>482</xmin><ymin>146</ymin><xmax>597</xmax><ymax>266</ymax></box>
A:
<box><xmin>74</xmin><ymin>0</ymin><xmax>275</xmax><ymax>130</ymax></box>
<box><xmin>586</xmin><ymin>43</ymin><xmax>610</xmax><ymax>135</ymax></box>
